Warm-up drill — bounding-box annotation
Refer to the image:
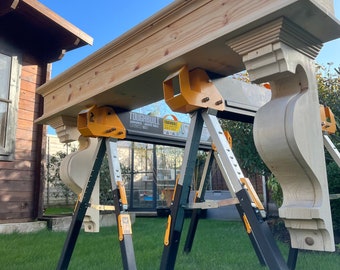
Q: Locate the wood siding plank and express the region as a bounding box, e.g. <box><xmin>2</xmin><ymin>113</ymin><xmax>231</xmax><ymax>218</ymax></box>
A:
<box><xmin>0</xmin><ymin>53</ymin><xmax>46</xmax><ymax>223</ymax></box>
<box><xmin>15</xmin><ymin>128</ymin><xmax>35</xmax><ymax>141</ymax></box>
<box><xmin>0</xmin><ymin>180</ymin><xmax>34</xmax><ymax>192</ymax></box>
<box><xmin>0</xmin><ymin>191</ymin><xmax>34</xmax><ymax>202</ymax></box>
<box><xmin>20</xmin><ymin>79</ymin><xmax>39</xmax><ymax>93</ymax></box>
<box><xmin>19</xmin><ymin>89</ymin><xmax>37</xmax><ymax>102</ymax></box>
<box><xmin>0</xmin><ymin>170</ymin><xmax>34</xmax><ymax>181</ymax></box>
<box><xmin>18</xmin><ymin>108</ymin><xmax>35</xmax><ymax>121</ymax></box>
<box><xmin>0</xmin><ymin>160</ymin><xmax>35</xmax><ymax>170</ymax></box>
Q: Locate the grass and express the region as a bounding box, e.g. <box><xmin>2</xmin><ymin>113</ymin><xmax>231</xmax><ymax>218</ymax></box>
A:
<box><xmin>0</xmin><ymin>218</ymin><xmax>339</xmax><ymax>269</ymax></box>
<box><xmin>44</xmin><ymin>206</ymin><xmax>74</xmax><ymax>216</ymax></box>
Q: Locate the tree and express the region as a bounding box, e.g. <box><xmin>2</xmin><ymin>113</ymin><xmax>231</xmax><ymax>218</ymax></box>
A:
<box><xmin>317</xmin><ymin>63</ymin><xmax>340</xmax><ymax>122</ymax></box>
<box><xmin>219</xmin><ymin>119</ymin><xmax>270</xmax><ymax>178</ymax></box>
<box><xmin>99</xmin><ymin>154</ymin><xmax>131</xmax><ymax>207</ymax></box>
<box><xmin>46</xmin><ymin>149</ymin><xmax>77</xmax><ymax>206</ymax></box>
<box><xmin>316</xmin><ymin>63</ymin><xmax>340</xmax><ymax>237</ymax></box>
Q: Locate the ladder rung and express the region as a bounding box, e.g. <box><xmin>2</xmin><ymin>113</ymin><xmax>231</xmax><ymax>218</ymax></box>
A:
<box><xmin>90</xmin><ymin>204</ymin><xmax>115</xmax><ymax>211</ymax></box>
<box><xmin>184</xmin><ymin>198</ymin><xmax>239</xmax><ymax>209</ymax></box>
<box><xmin>330</xmin><ymin>194</ymin><xmax>340</xmax><ymax>200</ymax></box>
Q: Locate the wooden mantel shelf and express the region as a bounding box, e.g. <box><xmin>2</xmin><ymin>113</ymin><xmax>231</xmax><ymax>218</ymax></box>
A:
<box><xmin>36</xmin><ymin>0</ymin><xmax>340</xmax><ymax>125</ymax></box>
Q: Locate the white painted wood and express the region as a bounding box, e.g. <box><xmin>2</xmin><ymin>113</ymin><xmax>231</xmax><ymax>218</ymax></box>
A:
<box><xmin>228</xmin><ymin>18</ymin><xmax>335</xmax><ymax>251</ymax></box>
<box><xmin>48</xmin><ymin>115</ymin><xmax>80</xmax><ymax>143</ymax></box>
<box><xmin>60</xmin><ymin>137</ymin><xmax>100</xmax><ymax>232</ymax></box>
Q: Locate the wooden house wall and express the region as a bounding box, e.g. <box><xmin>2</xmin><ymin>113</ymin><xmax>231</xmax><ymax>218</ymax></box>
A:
<box><xmin>0</xmin><ymin>54</ymin><xmax>46</xmax><ymax>223</ymax></box>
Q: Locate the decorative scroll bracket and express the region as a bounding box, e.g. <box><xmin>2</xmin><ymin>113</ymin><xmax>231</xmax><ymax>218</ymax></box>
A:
<box><xmin>49</xmin><ymin>116</ymin><xmax>100</xmax><ymax>232</ymax></box>
<box><xmin>227</xmin><ymin>17</ymin><xmax>335</xmax><ymax>252</ymax></box>
<box><xmin>48</xmin><ymin>115</ymin><xmax>80</xmax><ymax>144</ymax></box>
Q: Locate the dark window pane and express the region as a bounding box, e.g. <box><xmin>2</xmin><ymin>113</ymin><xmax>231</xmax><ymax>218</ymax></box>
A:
<box><xmin>0</xmin><ymin>53</ymin><xmax>11</xmax><ymax>100</ymax></box>
<box><xmin>0</xmin><ymin>102</ymin><xmax>8</xmax><ymax>148</ymax></box>
<box><xmin>0</xmin><ymin>53</ymin><xmax>11</xmax><ymax>149</ymax></box>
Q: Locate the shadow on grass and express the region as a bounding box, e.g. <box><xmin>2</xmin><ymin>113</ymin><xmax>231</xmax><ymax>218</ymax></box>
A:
<box><xmin>0</xmin><ymin>218</ymin><xmax>339</xmax><ymax>269</ymax></box>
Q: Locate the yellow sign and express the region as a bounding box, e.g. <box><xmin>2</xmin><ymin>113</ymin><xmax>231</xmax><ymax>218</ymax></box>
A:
<box><xmin>163</xmin><ymin>114</ymin><xmax>181</xmax><ymax>132</ymax></box>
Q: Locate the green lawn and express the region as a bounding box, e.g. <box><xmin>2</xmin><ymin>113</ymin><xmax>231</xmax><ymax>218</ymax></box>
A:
<box><xmin>0</xmin><ymin>218</ymin><xmax>339</xmax><ymax>269</ymax></box>
<box><xmin>44</xmin><ymin>206</ymin><xmax>74</xmax><ymax>216</ymax></box>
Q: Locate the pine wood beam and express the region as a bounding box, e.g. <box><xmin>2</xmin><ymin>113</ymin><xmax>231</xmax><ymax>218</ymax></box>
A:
<box><xmin>36</xmin><ymin>0</ymin><xmax>340</xmax><ymax>127</ymax></box>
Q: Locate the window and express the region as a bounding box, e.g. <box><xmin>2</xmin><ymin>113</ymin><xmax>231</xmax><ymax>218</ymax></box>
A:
<box><xmin>0</xmin><ymin>46</ymin><xmax>21</xmax><ymax>161</ymax></box>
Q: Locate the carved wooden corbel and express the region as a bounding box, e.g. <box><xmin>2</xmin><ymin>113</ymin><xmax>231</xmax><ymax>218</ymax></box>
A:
<box><xmin>48</xmin><ymin>115</ymin><xmax>80</xmax><ymax>143</ymax></box>
<box><xmin>227</xmin><ymin>17</ymin><xmax>335</xmax><ymax>252</ymax></box>
<box><xmin>48</xmin><ymin>116</ymin><xmax>100</xmax><ymax>232</ymax></box>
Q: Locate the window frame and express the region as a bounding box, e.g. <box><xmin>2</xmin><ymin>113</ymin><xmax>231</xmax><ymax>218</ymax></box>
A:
<box><xmin>0</xmin><ymin>42</ymin><xmax>21</xmax><ymax>161</ymax></box>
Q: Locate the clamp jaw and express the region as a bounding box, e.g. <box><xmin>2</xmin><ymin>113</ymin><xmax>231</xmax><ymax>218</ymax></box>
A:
<box><xmin>163</xmin><ymin>65</ymin><xmax>225</xmax><ymax>113</ymax></box>
<box><xmin>78</xmin><ymin>105</ymin><xmax>126</xmax><ymax>139</ymax></box>
<box><xmin>320</xmin><ymin>105</ymin><xmax>336</xmax><ymax>134</ymax></box>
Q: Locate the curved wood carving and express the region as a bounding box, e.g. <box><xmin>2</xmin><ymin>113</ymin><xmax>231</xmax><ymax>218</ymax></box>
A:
<box><xmin>60</xmin><ymin>136</ymin><xmax>100</xmax><ymax>232</ymax></box>
<box><xmin>253</xmin><ymin>63</ymin><xmax>334</xmax><ymax>251</ymax></box>
<box><xmin>228</xmin><ymin>17</ymin><xmax>335</xmax><ymax>251</ymax></box>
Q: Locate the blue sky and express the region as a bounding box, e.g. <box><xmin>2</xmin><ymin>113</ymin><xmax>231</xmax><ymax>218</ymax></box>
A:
<box><xmin>40</xmin><ymin>1</ymin><xmax>340</xmax><ymax>133</ymax></box>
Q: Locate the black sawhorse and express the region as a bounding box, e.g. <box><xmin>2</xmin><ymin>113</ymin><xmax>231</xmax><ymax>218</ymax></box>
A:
<box><xmin>56</xmin><ymin>138</ymin><xmax>136</xmax><ymax>270</ymax></box>
<box><xmin>160</xmin><ymin>109</ymin><xmax>298</xmax><ymax>270</ymax></box>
